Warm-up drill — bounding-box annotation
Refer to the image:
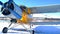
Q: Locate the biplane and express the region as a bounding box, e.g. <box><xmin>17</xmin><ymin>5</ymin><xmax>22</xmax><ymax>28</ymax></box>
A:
<box><xmin>0</xmin><ymin>0</ymin><xmax>60</xmax><ymax>34</ymax></box>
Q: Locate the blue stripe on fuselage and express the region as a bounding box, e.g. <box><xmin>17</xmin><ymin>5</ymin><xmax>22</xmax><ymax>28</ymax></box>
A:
<box><xmin>8</xmin><ymin>8</ymin><xmax>22</xmax><ymax>19</ymax></box>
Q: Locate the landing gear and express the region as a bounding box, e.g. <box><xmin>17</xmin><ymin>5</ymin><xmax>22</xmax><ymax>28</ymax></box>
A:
<box><xmin>2</xmin><ymin>19</ymin><xmax>17</xmax><ymax>33</ymax></box>
<box><xmin>2</xmin><ymin>27</ymin><xmax>8</xmax><ymax>33</ymax></box>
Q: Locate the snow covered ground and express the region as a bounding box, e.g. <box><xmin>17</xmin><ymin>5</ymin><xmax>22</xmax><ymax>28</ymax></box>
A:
<box><xmin>0</xmin><ymin>20</ymin><xmax>40</xmax><ymax>34</ymax></box>
<box><xmin>0</xmin><ymin>20</ymin><xmax>60</xmax><ymax>34</ymax></box>
<box><xmin>0</xmin><ymin>20</ymin><xmax>31</xmax><ymax>34</ymax></box>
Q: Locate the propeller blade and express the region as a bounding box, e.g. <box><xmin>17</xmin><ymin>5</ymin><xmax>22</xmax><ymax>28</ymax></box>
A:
<box><xmin>0</xmin><ymin>1</ymin><xmax>3</xmax><ymax>5</ymax></box>
<box><xmin>0</xmin><ymin>1</ymin><xmax>6</xmax><ymax>8</ymax></box>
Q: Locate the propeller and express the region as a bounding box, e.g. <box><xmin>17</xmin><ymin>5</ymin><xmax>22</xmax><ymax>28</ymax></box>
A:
<box><xmin>0</xmin><ymin>0</ymin><xmax>13</xmax><ymax>7</ymax></box>
<box><xmin>0</xmin><ymin>0</ymin><xmax>21</xmax><ymax>18</ymax></box>
<box><xmin>0</xmin><ymin>0</ymin><xmax>14</xmax><ymax>15</ymax></box>
<box><xmin>0</xmin><ymin>1</ymin><xmax>7</xmax><ymax>8</ymax></box>
<box><xmin>0</xmin><ymin>1</ymin><xmax>3</xmax><ymax>5</ymax></box>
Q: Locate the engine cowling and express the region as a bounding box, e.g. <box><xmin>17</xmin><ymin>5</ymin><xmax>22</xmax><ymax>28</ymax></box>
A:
<box><xmin>1</xmin><ymin>2</ymin><xmax>14</xmax><ymax>15</ymax></box>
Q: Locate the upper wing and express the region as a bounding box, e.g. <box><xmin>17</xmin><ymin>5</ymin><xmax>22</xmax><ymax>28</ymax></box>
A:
<box><xmin>30</xmin><ymin>5</ymin><xmax>60</xmax><ymax>14</ymax></box>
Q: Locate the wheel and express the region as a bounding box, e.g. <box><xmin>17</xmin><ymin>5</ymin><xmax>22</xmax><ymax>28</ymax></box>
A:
<box><xmin>2</xmin><ymin>27</ymin><xmax>8</xmax><ymax>33</ymax></box>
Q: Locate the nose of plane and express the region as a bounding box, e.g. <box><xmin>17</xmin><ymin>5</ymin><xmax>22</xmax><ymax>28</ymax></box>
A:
<box><xmin>1</xmin><ymin>2</ymin><xmax>14</xmax><ymax>16</ymax></box>
<box><xmin>4</xmin><ymin>2</ymin><xmax>14</xmax><ymax>10</ymax></box>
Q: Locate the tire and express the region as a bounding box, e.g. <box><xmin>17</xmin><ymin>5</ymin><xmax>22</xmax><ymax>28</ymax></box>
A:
<box><xmin>2</xmin><ymin>27</ymin><xmax>8</xmax><ymax>33</ymax></box>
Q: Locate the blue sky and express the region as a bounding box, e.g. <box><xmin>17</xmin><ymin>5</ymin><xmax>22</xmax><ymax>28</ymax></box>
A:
<box><xmin>0</xmin><ymin>0</ymin><xmax>60</xmax><ymax>7</ymax></box>
<box><xmin>0</xmin><ymin>0</ymin><xmax>60</xmax><ymax>18</ymax></box>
